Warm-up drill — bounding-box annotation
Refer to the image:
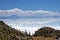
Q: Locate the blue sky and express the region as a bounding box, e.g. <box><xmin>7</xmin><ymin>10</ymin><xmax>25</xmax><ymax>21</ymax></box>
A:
<box><xmin>0</xmin><ymin>0</ymin><xmax>60</xmax><ymax>12</ymax></box>
<box><xmin>0</xmin><ymin>0</ymin><xmax>60</xmax><ymax>34</ymax></box>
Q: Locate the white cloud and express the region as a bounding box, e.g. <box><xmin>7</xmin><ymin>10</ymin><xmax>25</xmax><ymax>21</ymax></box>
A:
<box><xmin>0</xmin><ymin>8</ymin><xmax>59</xmax><ymax>17</ymax></box>
<box><xmin>1</xmin><ymin>18</ymin><xmax>59</xmax><ymax>34</ymax></box>
<box><xmin>18</xmin><ymin>27</ymin><xmax>40</xmax><ymax>35</ymax></box>
<box><xmin>0</xmin><ymin>8</ymin><xmax>60</xmax><ymax>34</ymax></box>
<box><xmin>3</xmin><ymin>18</ymin><xmax>59</xmax><ymax>27</ymax></box>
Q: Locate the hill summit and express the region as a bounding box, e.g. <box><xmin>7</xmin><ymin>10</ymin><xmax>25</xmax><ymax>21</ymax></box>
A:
<box><xmin>34</xmin><ymin>27</ymin><xmax>60</xmax><ymax>38</ymax></box>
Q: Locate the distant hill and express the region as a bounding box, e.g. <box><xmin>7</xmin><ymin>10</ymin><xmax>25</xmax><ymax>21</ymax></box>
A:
<box><xmin>34</xmin><ymin>27</ymin><xmax>60</xmax><ymax>38</ymax></box>
<box><xmin>0</xmin><ymin>21</ymin><xmax>24</xmax><ymax>40</ymax></box>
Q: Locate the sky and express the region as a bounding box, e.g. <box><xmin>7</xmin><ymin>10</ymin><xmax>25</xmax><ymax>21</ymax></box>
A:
<box><xmin>0</xmin><ymin>0</ymin><xmax>60</xmax><ymax>34</ymax></box>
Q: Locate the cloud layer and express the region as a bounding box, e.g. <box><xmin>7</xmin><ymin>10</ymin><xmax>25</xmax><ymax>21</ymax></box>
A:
<box><xmin>0</xmin><ymin>8</ymin><xmax>60</xmax><ymax>34</ymax></box>
<box><xmin>2</xmin><ymin>18</ymin><xmax>60</xmax><ymax>34</ymax></box>
<box><xmin>0</xmin><ymin>8</ymin><xmax>60</xmax><ymax>19</ymax></box>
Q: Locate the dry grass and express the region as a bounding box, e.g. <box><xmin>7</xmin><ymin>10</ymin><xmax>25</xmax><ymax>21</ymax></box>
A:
<box><xmin>32</xmin><ymin>36</ymin><xmax>55</xmax><ymax>40</ymax></box>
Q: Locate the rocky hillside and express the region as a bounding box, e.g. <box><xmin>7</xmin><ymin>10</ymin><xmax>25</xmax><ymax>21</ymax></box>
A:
<box><xmin>34</xmin><ymin>27</ymin><xmax>60</xmax><ymax>38</ymax></box>
<box><xmin>0</xmin><ymin>21</ymin><xmax>24</xmax><ymax>40</ymax></box>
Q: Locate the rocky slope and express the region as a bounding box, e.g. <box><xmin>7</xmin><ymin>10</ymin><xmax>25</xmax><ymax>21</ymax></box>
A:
<box><xmin>0</xmin><ymin>21</ymin><xmax>23</xmax><ymax>40</ymax></box>
<box><xmin>34</xmin><ymin>27</ymin><xmax>60</xmax><ymax>38</ymax></box>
